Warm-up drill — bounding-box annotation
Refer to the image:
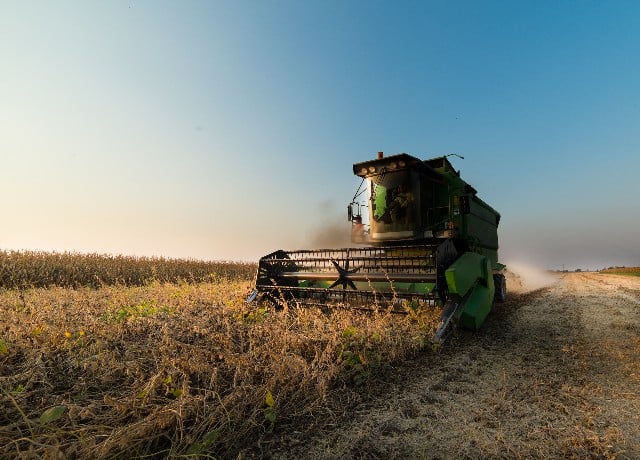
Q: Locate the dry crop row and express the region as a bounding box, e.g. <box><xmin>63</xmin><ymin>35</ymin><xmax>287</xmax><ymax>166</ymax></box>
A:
<box><xmin>0</xmin><ymin>270</ymin><xmax>440</xmax><ymax>458</ymax></box>
<box><xmin>0</xmin><ymin>250</ymin><xmax>256</xmax><ymax>289</ymax></box>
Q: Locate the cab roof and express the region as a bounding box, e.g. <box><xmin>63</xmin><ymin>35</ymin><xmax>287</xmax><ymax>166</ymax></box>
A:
<box><xmin>352</xmin><ymin>153</ymin><xmax>482</xmax><ymax>195</ymax></box>
<box><xmin>352</xmin><ymin>153</ymin><xmax>443</xmax><ymax>182</ymax></box>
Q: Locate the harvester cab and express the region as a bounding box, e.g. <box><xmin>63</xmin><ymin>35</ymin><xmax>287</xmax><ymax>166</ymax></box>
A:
<box><xmin>249</xmin><ymin>152</ymin><xmax>506</xmax><ymax>342</ymax></box>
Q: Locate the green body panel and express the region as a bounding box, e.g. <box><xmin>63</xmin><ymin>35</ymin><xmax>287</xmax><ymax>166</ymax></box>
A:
<box><xmin>372</xmin><ymin>281</ymin><xmax>436</xmax><ymax>295</ymax></box>
<box><xmin>445</xmin><ymin>252</ymin><xmax>495</xmax><ymax>330</ymax></box>
<box><xmin>445</xmin><ymin>252</ymin><xmax>490</xmax><ymax>296</ymax></box>
<box><xmin>457</xmin><ymin>195</ymin><xmax>500</xmax><ymax>265</ymax></box>
<box><xmin>458</xmin><ymin>284</ymin><xmax>494</xmax><ymax>330</ymax></box>
<box><xmin>299</xmin><ymin>280</ymin><xmax>436</xmax><ymax>296</ymax></box>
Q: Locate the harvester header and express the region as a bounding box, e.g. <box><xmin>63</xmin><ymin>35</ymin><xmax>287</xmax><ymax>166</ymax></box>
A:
<box><xmin>249</xmin><ymin>152</ymin><xmax>506</xmax><ymax>342</ymax></box>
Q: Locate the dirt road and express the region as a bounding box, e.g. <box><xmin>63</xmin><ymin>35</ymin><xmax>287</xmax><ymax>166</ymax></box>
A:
<box><xmin>270</xmin><ymin>272</ymin><xmax>640</xmax><ymax>459</ymax></box>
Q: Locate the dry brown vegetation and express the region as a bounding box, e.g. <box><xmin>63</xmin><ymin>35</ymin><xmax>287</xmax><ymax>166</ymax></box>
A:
<box><xmin>0</xmin><ymin>250</ymin><xmax>255</xmax><ymax>289</ymax></box>
<box><xmin>0</xmin><ymin>252</ymin><xmax>441</xmax><ymax>459</ymax></box>
<box><xmin>3</xmin><ymin>254</ymin><xmax>638</xmax><ymax>459</ymax></box>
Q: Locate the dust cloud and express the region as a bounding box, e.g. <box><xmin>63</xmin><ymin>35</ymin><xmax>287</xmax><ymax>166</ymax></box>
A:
<box><xmin>305</xmin><ymin>200</ymin><xmax>354</xmax><ymax>249</ymax></box>
<box><xmin>308</xmin><ymin>216</ymin><xmax>352</xmax><ymax>249</ymax></box>
<box><xmin>504</xmin><ymin>261</ymin><xmax>558</xmax><ymax>293</ymax></box>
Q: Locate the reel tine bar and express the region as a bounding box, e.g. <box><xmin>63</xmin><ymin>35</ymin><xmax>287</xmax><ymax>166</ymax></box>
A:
<box><xmin>254</xmin><ymin>244</ymin><xmax>443</xmax><ymax>308</ymax></box>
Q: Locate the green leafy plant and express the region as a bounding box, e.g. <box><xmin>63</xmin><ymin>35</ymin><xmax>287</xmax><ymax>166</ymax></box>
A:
<box><xmin>101</xmin><ymin>300</ymin><xmax>174</xmax><ymax>322</ymax></box>
<box><xmin>39</xmin><ymin>405</ymin><xmax>66</xmax><ymax>425</ymax></box>
<box><xmin>264</xmin><ymin>390</ymin><xmax>276</xmax><ymax>429</ymax></box>
<box><xmin>12</xmin><ymin>384</ymin><xmax>25</xmax><ymax>394</ymax></box>
<box><xmin>0</xmin><ymin>338</ymin><xmax>8</xmax><ymax>355</ymax></box>
<box><xmin>162</xmin><ymin>375</ymin><xmax>183</xmax><ymax>399</ymax></box>
<box><xmin>342</xmin><ymin>325</ymin><xmax>358</xmax><ymax>338</ymax></box>
<box><xmin>187</xmin><ymin>430</ymin><xmax>220</xmax><ymax>456</ymax></box>
<box><xmin>339</xmin><ymin>326</ymin><xmax>374</xmax><ymax>385</ymax></box>
<box><xmin>241</xmin><ymin>305</ymin><xmax>270</xmax><ymax>323</ymax></box>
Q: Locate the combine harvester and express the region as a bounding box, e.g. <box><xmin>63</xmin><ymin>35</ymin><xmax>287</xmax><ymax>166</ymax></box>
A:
<box><xmin>248</xmin><ymin>152</ymin><xmax>506</xmax><ymax>342</ymax></box>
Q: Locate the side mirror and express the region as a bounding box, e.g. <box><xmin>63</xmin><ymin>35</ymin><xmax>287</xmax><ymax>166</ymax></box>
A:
<box><xmin>347</xmin><ymin>204</ymin><xmax>353</xmax><ymax>222</ymax></box>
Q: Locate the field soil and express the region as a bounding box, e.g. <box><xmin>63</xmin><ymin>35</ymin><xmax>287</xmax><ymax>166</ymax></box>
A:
<box><xmin>266</xmin><ymin>272</ymin><xmax>640</xmax><ymax>459</ymax></box>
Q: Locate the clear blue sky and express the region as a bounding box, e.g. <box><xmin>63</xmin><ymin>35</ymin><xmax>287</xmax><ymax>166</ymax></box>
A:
<box><xmin>1</xmin><ymin>0</ymin><xmax>639</xmax><ymax>269</ymax></box>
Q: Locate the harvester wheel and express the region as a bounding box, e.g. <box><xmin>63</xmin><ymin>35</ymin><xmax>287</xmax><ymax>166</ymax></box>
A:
<box><xmin>493</xmin><ymin>274</ymin><xmax>507</xmax><ymax>303</ymax></box>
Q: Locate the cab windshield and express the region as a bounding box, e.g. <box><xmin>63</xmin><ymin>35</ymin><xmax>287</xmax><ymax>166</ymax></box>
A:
<box><xmin>369</xmin><ymin>170</ymin><xmax>416</xmax><ymax>238</ymax></box>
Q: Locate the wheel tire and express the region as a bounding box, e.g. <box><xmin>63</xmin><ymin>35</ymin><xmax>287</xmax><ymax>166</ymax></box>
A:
<box><xmin>493</xmin><ymin>273</ymin><xmax>507</xmax><ymax>303</ymax></box>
